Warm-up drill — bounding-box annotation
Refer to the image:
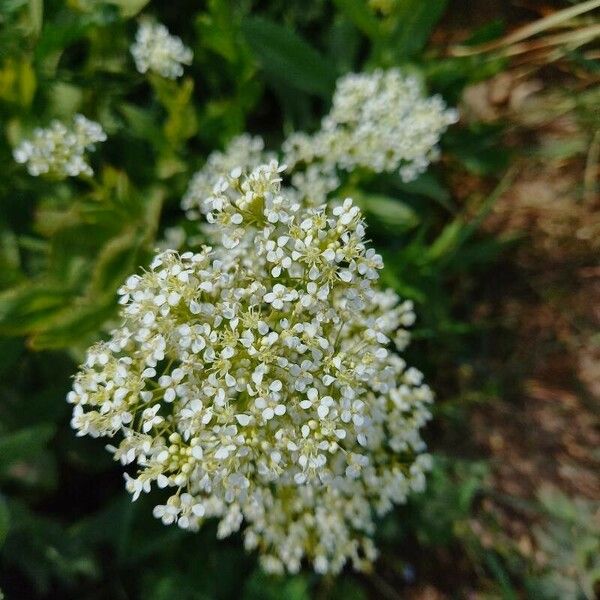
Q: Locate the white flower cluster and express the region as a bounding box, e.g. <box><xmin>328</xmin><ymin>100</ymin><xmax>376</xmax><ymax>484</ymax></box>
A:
<box><xmin>183</xmin><ymin>69</ymin><xmax>457</xmax><ymax>218</ymax></box>
<box><xmin>131</xmin><ymin>21</ymin><xmax>193</xmax><ymax>80</ymax></box>
<box><xmin>182</xmin><ymin>135</ymin><xmax>273</xmax><ymax>219</ymax></box>
<box><xmin>13</xmin><ymin>114</ymin><xmax>106</xmax><ymax>178</ymax></box>
<box><xmin>68</xmin><ymin>161</ymin><xmax>433</xmax><ymax>574</ymax></box>
<box><xmin>283</xmin><ymin>69</ymin><xmax>459</xmax><ymax>183</ymax></box>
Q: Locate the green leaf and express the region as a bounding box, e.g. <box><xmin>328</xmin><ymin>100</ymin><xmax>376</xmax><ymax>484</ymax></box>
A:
<box><xmin>332</xmin><ymin>0</ymin><xmax>380</xmax><ymax>40</ymax></box>
<box><xmin>483</xmin><ymin>552</ymin><xmax>518</xmax><ymax>600</ymax></box>
<box><xmin>327</xmin><ymin>15</ymin><xmax>362</xmax><ymax>73</ymax></box>
<box><xmin>330</xmin><ymin>579</ymin><xmax>368</xmax><ymax>600</ymax></box>
<box><xmin>86</xmin><ymin>230</ymin><xmax>141</xmax><ymax>299</ymax></box>
<box><xmin>34</xmin><ymin>16</ymin><xmax>91</xmax><ymax>60</ymax></box>
<box><xmin>28</xmin><ymin>0</ymin><xmax>43</xmax><ymax>36</ymax></box>
<box><xmin>0</xmin><ymin>284</ymin><xmax>73</xmax><ymax>336</ymax></box>
<box><xmin>243</xmin><ymin>569</ymin><xmax>310</xmax><ymax>600</ymax></box>
<box><xmin>394</xmin><ymin>171</ymin><xmax>454</xmax><ymax>209</ymax></box>
<box><xmin>390</xmin><ymin>0</ymin><xmax>448</xmax><ymax>59</ymax></box>
<box><xmin>0</xmin><ymin>424</ymin><xmax>55</xmax><ymax>475</ymax></box>
<box><xmin>425</xmin><ymin>219</ymin><xmax>464</xmax><ymax>262</ymax></box>
<box><xmin>355</xmin><ymin>192</ymin><xmax>419</xmax><ymax>230</ymax></box>
<box><xmin>151</xmin><ymin>77</ymin><xmax>198</xmax><ymax>146</ymax></box>
<box><xmin>0</xmin><ymin>494</ymin><xmax>9</xmax><ymax>548</ymax></box>
<box><xmin>119</xmin><ymin>103</ymin><xmax>163</xmax><ymax>146</ymax></box>
<box><xmin>107</xmin><ymin>0</ymin><xmax>149</xmax><ymax>18</ymax></box>
<box><xmin>195</xmin><ymin>0</ymin><xmax>239</xmax><ymax>62</ymax></box>
<box><xmin>28</xmin><ymin>300</ymin><xmax>116</xmax><ymax>350</ymax></box>
<box><xmin>444</xmin><ymin>124</ymin><xmax>510</xmax><ymax>176</ymax></box>
<box><xmin>426</xmin><ymin>171</ymin><xmax>513</xmax><ymax>262</ymax></box>
<box><xmin>0</xmin><ymin>59</ymin><xmax>37</xmax><ymax>106</ymax></box>
<box><xmin>242</xmin><ymin>17</ymin><xmax>337</xmax><ymax>97</ymax></box>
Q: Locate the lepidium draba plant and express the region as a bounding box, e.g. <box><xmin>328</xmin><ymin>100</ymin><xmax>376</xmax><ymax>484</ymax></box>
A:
<box><xmin>130</xmin><ymin>20</ymin><xmax>193</xmax><ymax>80</ymax></box>
<box><xmin>68</xmin><ymin>161</ymin><xmax>434</xmax><ymax>574</ymax></box>
<box><xmin>13</xmin><ymin>114</ymin><xmax>106</xmax><ymax>178</ymax></box>
<box><xmin>182</xmin><ymin>69</ymin><xmax>458</xmax><ymax>219</ymax></box>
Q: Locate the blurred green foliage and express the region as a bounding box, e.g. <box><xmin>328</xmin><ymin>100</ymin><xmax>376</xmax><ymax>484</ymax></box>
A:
<box><xmin>0</xmin><ymin>1</ymin><xmax>597</xmax><ymax>598</ymax></box>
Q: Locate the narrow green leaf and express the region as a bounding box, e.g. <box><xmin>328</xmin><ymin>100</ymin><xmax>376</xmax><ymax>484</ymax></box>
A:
<box><xmin>28</xmin><ymin>301</ymin><xmax>116</xmax><ymax>350</ymax></box>
<box><xmin>483</xmin><ymin>553</ymin><xmax>518</xmax><ymax>600</ymax></box>
<box><xmin>327</xmin><ymin>15</ymin><xmax>362</xmax><ymax>73</ymax></box>
<box><xmin>28</xmin><ymin>0</ymin><xmax>43</xmax><ymax>37</ymax></box>
<box><xmin>332</xmin><ymin>0</ymin><xmax>380</xmax><ymax>40</ymax></box>
<box><xmin>0</xmin><ymin>495</ymin><xmax>8</xmax><ymax>548</ymax></box>
<box><xmin>119</xmin><ymin>103</ymin><xmax>163</xmax><ymax>146</ymax></box>
<box><xmin>391</xmin><ymin>0</ymin><xmax>448</xmax><ymax>59</ymax></box>
<box><xmin>394</xmin><ymin>171</ymin><xmax>454</xmax><ymax>209</ymax></box>
<box><xmin>426</xmin><ymin>170</ymin><xmax>513</xmax><ymax>262</ymax></box>
<box><xmin>86</xmin><ymin>230</ymin><xmax>141</xmax><ymax>300</ymax></box>
<box><xmin>242</xmin><ymin>17</ymin><xmax>337</xmax><ymax>97</ymax></box>
<box><xmin>109</xmin><ymin>0</ymin><xmax>150</xmax><ymax>18</ymax></box>
<box><xmin>195</xmin><ymin>1</ymin><xmax>239</xmax><ymax>62</ymax></box>
<box><xmin>355</xmin><ymin>192</ymin><xmax>419</xmax><ymax>230</ymax></box>
<box><xmin>151</xmin><ymin>77</ymin><xmax>198</xmax><ymax>145</ymax></box>
<box><xmin>0</xmin><ymin>284</ymin><xmax>72</xmax><ymax>336</ymax></box>
<box><xmin>426</xmin><ymin>218</ymin><xmax>464</xmax><ymax>262</ymax></box>
<box><xmin>34</xmin><ymin>17</ymin><xmax>91</xmax><ymax>61</ymax></box>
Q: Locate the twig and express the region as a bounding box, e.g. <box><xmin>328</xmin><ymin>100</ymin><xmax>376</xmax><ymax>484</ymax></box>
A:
<box><xmin>450</xmin><ymin>0</ymin><xmax>600</xmax><ymax>56</ymax></box>
<box><xmin>496</xmin><ymin>24</ymin><xmax>600</xmax><ymax>58</ymax></box>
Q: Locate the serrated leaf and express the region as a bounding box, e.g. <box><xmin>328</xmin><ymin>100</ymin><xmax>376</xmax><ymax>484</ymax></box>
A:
<box><xmin>242</xmin><ymin>17</ymin><xmax>337</xmax><ymax>97</ymax></box>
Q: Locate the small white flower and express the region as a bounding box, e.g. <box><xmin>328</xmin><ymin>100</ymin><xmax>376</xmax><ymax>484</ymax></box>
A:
<box><xmin>263</xmin><ymin>284</ymin><xmax>298</xmax><ymax>310</ymax></box>
<box><xmin>13</xmin><ymin>114</ymin><xmax>106</xmax><ymax>178</ymax></box>
<box><xmin>131</xmin><ymin>21</ymin><xmax>193</xmax><ymax>79</ymax></box>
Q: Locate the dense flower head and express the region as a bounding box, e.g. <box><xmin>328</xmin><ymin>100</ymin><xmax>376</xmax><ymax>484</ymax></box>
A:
<box><xmin>69</xmin><ymin>161</ymin><xmax>433</xmax><ymax>574</ymax></box>
<box><xmin>183</xmin><ymin>70</ymin><xmax>457</xmax><ymax>219</ymax></box>
<box><xmin>13</xmin><ymin>114</ymin><xmax>106</xmax><ymax>178</ymax></box>
<box><xmin>283</xmin><ymin>69</ymin><xmax>459</xmax><ymax>183</ymax></box>
<box><xmin>182</xmin><ymin>134</ymin><xmax>273</xmax><ymax>219</ymax></box>
<box><xmin>131</xmin><ymin>21</ymin><xmax>193</xmax><ymax>79</ymax></box>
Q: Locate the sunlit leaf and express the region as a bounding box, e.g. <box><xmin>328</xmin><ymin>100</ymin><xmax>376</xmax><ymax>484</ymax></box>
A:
<box><xmin>0</xmin><ymin>284</ymin><xmax>73</xmax><ymax>335</ymax></box>
<box><xmin>28</xmin><ymin>0</ymin><xmax>43</xmax><ymax>36</ymax></box>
